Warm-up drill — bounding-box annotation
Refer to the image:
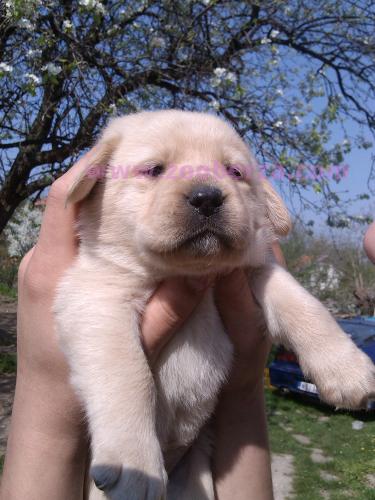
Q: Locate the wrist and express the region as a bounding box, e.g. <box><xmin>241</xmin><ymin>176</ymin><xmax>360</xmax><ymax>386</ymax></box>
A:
<box><xmin>2</xmin><ymin>366</ymin><xmax>88</xmax><ymax>500</ymax></box>
<box><xmin>215</xmin><ymin>380</ymin><xmax>265</xmax><ymax>425</ymax></box>
<box><xmin>15</xmin><ymin>371</ymin><xmax>85</xmax><ymax>440</ymax></box>
<box><xmin>213</xmin><ymin>382</ymin><xmax>273</xmax><ymax>500</ymax></box>
<box><xmin>220</xmin><ymin>355</ymin><xmax>266</xmax><ymax>394</ymax></box>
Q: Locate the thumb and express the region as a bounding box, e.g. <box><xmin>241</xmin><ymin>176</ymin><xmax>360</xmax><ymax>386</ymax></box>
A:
<box><xmin>214</xmin><ymin>270</ymin><xmax>266</xmax><ymax>356</ymax></box>
<box><xmin>141</xmin><ymin>276</ymin><xmax>213</xmax><ymax>365</ymax></box>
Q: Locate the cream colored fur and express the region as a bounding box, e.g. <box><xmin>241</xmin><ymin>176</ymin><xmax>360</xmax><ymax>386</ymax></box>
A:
<box><xmin>54</xmin><ymin>110</ymin><xmax>375</xmax><ymax>500</ymax></box>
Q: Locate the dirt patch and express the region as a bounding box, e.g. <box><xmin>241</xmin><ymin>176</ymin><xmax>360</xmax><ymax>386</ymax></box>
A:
<box><xmin>0</xmin><ymin>295</ymin><xmax>17</xmax><ymax>459</ymax></box>
<box><xmin>319</xmin><ymin>490</ymin><xmax>330</xmax><ymax>499</ymax></box>
<box><xmin>0</xmin><ymin>374</ymin><xmax>15</xmax><ymax>455</ymax></box>
<box><xmin>292</xmin><ymin>433</ymin><xmax>311</xmax><ymax>445</ymax></box>
<box><xmin>310</xmin><ymin>448</ymin><xmax>333</xmax><ymax>464</ymax></box>
<box><xmin>320</xmin><ymin>471</ymin><xmax>339</xmax><ymax>482</ymax></box>
<box><xmin>317</xmin><ymin>416</ymin><xmax>330</xmax><ymax>423</ymax></box>
<box><xmin>271</xmin><ymin>453</ymin><xmax>295</xmax><ymax>500</ymax></box>
<box><xmin>366</xmin><ymin>473</ymin><xmax>375</xmax><ymax>489</ymax></box>
<box><xmin>0</xmin><ymin>295</ymin><xmax>16</xmax><ymax>354</ymax></box>
<box><xmin>279</xmin><ymin>423</ymin><xmax>293</xmax><ymax>433</ymax></box>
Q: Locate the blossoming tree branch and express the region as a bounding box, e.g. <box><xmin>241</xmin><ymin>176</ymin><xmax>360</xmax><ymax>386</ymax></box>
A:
<box><xmin>0</xmin><ymin>0</ymin><xmax>374</xmax><ymax>233</ymax></box>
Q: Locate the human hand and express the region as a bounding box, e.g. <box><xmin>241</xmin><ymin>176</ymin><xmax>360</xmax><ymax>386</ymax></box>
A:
<box><xmin>364</xmin><ymin>221</ymin><xmax>375</xmax><ymax>264</ymax></box>
<box><xmin>212</xmin><ymin>251</ymin><xmax>283</xmax><ymax>500</ymax></box>
<box><xmin>1</xmin><ymin>151</ymin><xmax>209</xmax><ymax>500</ymax></box>
<box><xmin>214</xmin><ymin>267</ymin><xmax>274</xmax><ymax>394</ymax></box>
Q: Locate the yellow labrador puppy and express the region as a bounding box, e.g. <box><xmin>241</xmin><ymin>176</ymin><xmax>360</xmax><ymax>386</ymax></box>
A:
<box><xmin>54</xmin><ymin>110</ymin><xmax>374</xmax><ymax>500</ymax></box>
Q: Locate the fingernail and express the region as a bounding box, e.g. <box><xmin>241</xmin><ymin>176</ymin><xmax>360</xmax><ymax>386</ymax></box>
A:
<box><xmin>186</xmin><ymin>275</ymin><xmax>215</xmax><ymax>292</ymax></box>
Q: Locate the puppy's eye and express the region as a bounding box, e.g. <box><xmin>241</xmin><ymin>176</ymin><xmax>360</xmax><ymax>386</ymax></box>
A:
<box><xmin>226</xmin><ymin>165</ymin><xmax>242</xmax><ymax>178</ymax></box>
<box><xmin>144</xmin><ymin>165</ymin><xmax>164</xmax><ymax>177</ymax></box>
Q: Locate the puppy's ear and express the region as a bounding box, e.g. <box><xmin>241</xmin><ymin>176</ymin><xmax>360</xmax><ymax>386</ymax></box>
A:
<box><xmin>66</xmin><ymin>133</ymin><xmax>120</xmax><ymax>205</ymax></box>
<box><xmin>262</xmin><ymin>179</ymin><xmax>292</xmax><ymax>236</ymax></box>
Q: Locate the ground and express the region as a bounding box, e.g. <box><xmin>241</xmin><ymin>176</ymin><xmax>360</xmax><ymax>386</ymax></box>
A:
<box><xmin>0</xmin><ymin>294</ymin><xmax>16</xmax><ymax>469</ymax></box>
<box><xmin>0</xmin><ymin>294</ymin><xmax>374</xmax><ymax>498</ymax></box>
<box><xmin>267</xmin><ymin>390</ymin><xmax>375</xmax><ymax>499</ymax></box>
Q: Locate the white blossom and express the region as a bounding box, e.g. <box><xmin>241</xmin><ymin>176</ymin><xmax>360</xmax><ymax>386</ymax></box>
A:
<box><xmin>275</xmin><ymin>88</ymin><xmax>284</xmax><ymax>96</ymax></box>
<box><xmin>274</xmin><ymin>120</ymin><xmax>283</xmax><ymax>128</ymax></box>
<box><xmin>109</xmin><ymin>103</ymin><xmax>117</xmax><ymax>114</ymax></box>
<box><xmin>5</xmin><ymin>202</ymin><xmax>43</xmax><ymax>258</ymax></box>
<box><xmin>226</xmin><ymin>71</ymin><xmax>236</xmax><ymax>84</ymax></box>
<box><xmin>5</xmin><ymin>0</ymin><xmax>14</xmax><ymax>13</ymax></box>
<box><xmin>260</xmin><ymin>37</ymin><xmax>271</xmax><ymax>44</ymax></box>
<box><xmin>270</xmin><ymin>30</ymin><xmax>280</xmax><ymax>38</ymax></box>
<box><xmin>0</xmin><ymin>63</ymin><xmax>13</xmax><ymax>73</ymax></box>
<box><xmin>95</xmin><ymin>2</ymin><xmax>106</xmax><ymax>14</ymax></box>
<box><xmin>291</xmin><ymin>115</ymin><xmax>302</xmax><ymax>125</ymax></box>
<box><xmin>42</xmin><ymin>63</ymin><xmax>62</xmax><ymax>76</ymax></box>
<box><xmin>214</xmin><ymin>67</ymin><xmax>227</xmax><ymax>78</ymax></box>
<box><xmin>209</xmin><ymin>99</ymin><xmax>220</xmax><ymax>111</ymax></box>
<box><xmin>62</xmin><ymin>20</ymin><xmax>73</xmax><ymax>31</ymax></box>
<box><xmin>25</xmin><ymin>73</ymin><xmax>41</xmax><ymax>84</ymax></box>
<box><xmin>79</xmin><ymin>0</ymin><xmax>106</xmax><ymax>14</ymax></box>
<box><xmin>27</xmin><ymin>48</ymin><xmax>42</xmax><ymax>58</ymax></box>
<box><xmin>150</xmin><ymin>37</ymin><xmax>166</xmax><ymax>49</ymax></box>
<box><xmin>108</xmin><ymin>25</ymin><xmax>120</xmax><ymax>36</ymax></box>
<box><xmin>211</xmin><ymin>67</ymin><xmax>236</xmax><ymax>87</ymax></box>
<box><xmin>18</xmin><ymin>18</ymin><xmax>34</xmax><ymax>30</ymax></box>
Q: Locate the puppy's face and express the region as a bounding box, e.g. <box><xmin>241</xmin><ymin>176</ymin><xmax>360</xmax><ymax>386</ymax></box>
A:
<box><xmin>69</xmin><ymin>111</ymin><xmax>290</xmax><ymax>275</ymax></box>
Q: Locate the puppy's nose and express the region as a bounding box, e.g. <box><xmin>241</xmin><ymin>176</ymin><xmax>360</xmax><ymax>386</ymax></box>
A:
<box><xmin>188</xmin><ymin>185</ymin><xmax>224</xmax><ymax>217</ymax></box>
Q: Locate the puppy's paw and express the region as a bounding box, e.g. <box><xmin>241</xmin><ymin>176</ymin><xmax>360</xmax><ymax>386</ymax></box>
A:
<box><xmin>91</xmin><ymin>465</ymin><xmax>167</xmax><ymax>500</ymax></box>
<box><xmin>91</xmin><ymin>464</ymin><xmax>122</xmax><ymax>491</ymax></box>
<box><xmin>301</xmin><ymin>341</ymin><xmax>375</xmax><ymax>409</ymax></box>
<box><xmin>91</xmin><ymin>441</ymin><xmax>167</xmax><ymax>500</ymax></box>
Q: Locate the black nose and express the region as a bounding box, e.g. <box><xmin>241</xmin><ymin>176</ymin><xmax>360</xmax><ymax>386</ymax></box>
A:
<box><xmin>188</xmin><ymin>185</ymin><xmax>224</xmax><ymax>217</ymax></box>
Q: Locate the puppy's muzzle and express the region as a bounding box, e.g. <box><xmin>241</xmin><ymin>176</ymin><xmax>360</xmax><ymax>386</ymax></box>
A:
<box><xmin>188</xmin><ymin>185</ymin><xmax>224</xmax><ymax>217</ymax></box>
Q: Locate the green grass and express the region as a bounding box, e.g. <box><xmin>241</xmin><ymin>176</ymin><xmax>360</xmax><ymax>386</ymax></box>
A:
<box><xmin>0</xmin><ymin>353</ymin><xmax>17</xmax><ymax>374</ymax></box>
<box><xmin>266</xmin><ymin>388</ymin><xmax>375</xmax><ymax>499</ymax></box>
<box><xmin>0</xmin><ymin>283</ymin><xmax>17</xmax><ymax>299</ymax></box>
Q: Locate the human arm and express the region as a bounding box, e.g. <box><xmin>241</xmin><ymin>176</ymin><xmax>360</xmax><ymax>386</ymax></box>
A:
<box><xmin>212</xmin><ymin>242</ymin><xmax>285</xmax><ymax>500</ymax></box>
<box><xmin>0</xmin><ymin>152</ymin><xmax>208</xmax><ymax>500</ymax></box>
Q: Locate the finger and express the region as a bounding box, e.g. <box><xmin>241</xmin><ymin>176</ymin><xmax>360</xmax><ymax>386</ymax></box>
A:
<box><xmin>215</xmin><ymin>270</ymin><xmax>269</xmax><ymax>355</ymax></box>
<box><xmin>364</xmin><ymin>222</ymin><xmax>375</xmax><ymax>264</ymax></box>
<box><xmin>35</xmin><ymin>146</ymin><xmax>100</xmax><ymax>261</ymax></box>
<box><xmin>215</xmin><ymin>270</ymin><xmax>271</xmax><ymax>391</ymax></box>
<box><xmin>141</xmin><ymin>276</ymin><xmax>212</xmax><ymax>365</ymax></box>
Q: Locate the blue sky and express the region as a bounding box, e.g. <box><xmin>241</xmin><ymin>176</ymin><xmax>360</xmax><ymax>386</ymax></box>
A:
<box><xmin>278</xmin><ymin>116</ymin><xmax>374</xmax><ymax>235</ymax></box>
<box><xmin>330</xmin><ymin>117</ymin><xmax>373</xmax><ymax>202</ymax></box>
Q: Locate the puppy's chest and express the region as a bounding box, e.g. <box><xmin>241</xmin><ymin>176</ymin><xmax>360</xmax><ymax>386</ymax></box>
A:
<box><xmin>154</xmin><ymin>290</ymin><xmax>233</xmax><ymax>448</ymax></box>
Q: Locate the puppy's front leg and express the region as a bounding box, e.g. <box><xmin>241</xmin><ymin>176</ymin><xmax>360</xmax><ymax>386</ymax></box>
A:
<box><xmin>55</xmin><ymin>283</ymin><xmax>166</xmax><ymax>500</ymax></box>
<box><xmin>249</xmin><ymin>263</ymin><xmax>375</xmax><ymax>409</ymax></box>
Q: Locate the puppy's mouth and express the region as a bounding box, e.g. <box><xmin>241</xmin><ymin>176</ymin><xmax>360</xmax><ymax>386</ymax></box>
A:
<box><xmin>178</xmin><ymin>229</ymin><xmax>232</xmax><ymax>254</ymax></box>
<box><xmin>142</xmin><ymin>217</ymin><xmax>248</xmax><ymax>263</ymax></box>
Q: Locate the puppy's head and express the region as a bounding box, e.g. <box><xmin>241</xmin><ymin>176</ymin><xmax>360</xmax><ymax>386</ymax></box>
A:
<box><xmin>68</xmin><ymin>110</ymin><xmax>291</xmax><ymax>275</ymax></box>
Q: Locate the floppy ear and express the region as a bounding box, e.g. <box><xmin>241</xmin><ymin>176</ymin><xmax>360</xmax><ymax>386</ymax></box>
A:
<box><xmin>262</xmin><ymin>179</ymin><xmax>292</xmax><ymax>236</ymax></box>
<box><xmin>66</xmin><ymin>133</ymin><xmax>121</xmax><ymax>205</ymax></box>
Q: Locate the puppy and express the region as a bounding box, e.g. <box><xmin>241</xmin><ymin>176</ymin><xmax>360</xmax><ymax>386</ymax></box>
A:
<box><xmin>54</xmin><ymin>110</ymin><xmax>375</xmax><ymax>500</ymax></box>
